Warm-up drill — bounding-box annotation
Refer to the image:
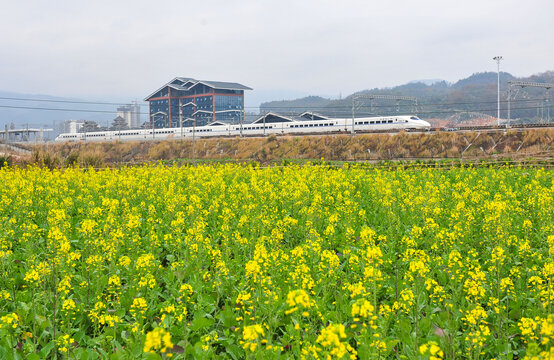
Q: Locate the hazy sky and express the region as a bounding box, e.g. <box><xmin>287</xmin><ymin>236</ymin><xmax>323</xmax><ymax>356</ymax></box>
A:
<box><xmin>1</xmin><ymin>0</ymin><xmax>552</xmax><ymax>108</ymax></box>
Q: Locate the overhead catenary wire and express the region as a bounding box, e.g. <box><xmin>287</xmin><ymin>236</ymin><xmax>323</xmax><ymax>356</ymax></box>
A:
<box><xmin>1</xmin><ymin>95</ymin><xmax>553</xmax><ymax>110</ymax></box>
<box><xmin>0</xmin><ymin>103</ymin><xmax>551</xmax><ymax>117</ymax></box>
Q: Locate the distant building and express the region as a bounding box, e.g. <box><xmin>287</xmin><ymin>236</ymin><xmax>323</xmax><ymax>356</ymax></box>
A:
<box><xmin>60</xmin><ymin>120</ymin><xmax>85</xmax><ymax>134</ymax></box>
<box><xmin>79</xmin><ymin>120</ymin><xmax>103</xmax><ymax>133</ymax></box>
<box><xmin>117</xmin><ymin>102</ymin><xmax>141</xmax><ymax>129</ymax></box>
<box><xmin>144</xmin><ymin>77</ymin><xmax>252</xmax><ymax>128</ymax></box>
<box><xmin>111</xmin><ymin>116</ymin><xmax>129</xmax><ymax>131</ymax></box>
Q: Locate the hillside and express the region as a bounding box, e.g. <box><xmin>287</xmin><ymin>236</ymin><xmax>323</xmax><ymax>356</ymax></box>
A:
<box><xmin>21</xmin><ymin>128</ymin><xmax>554</xmax><ymax>168</ymax></box>
<box><xmin>0</xmin><ymin>91</ymin><xmax>139</xmax><ymax>133</ymax></box>
<box><xmin>260</xmin><ymin>71</ymin><xmax>554</xmax><ymax>125</ymax></box>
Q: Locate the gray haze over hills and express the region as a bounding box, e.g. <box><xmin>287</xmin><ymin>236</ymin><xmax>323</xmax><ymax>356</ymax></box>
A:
<box><xmin>260</xmin><ymin>71</ymin><xmax>554</xmax><ymax>123</ymax></box>
<box><xmin>1</xmin><ymin>70</ymin><xmax>553</xmax><ymax>132</ymax></box>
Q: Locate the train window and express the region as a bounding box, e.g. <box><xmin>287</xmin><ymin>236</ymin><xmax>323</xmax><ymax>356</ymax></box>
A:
<box><xmin>388</xmin><ymin>120</ymin><xmax>393</xmax><ymax>123</ymax></box>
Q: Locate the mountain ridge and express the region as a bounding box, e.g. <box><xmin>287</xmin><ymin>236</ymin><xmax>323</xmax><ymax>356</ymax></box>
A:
<box><xmin>260</xmin><ymin>71</ymin><xmax>554</xmax><ymax>124</ymax></box>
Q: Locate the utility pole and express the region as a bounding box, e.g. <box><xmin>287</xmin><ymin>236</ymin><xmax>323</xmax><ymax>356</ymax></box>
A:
<box><xmin>351</xmin><ymin>97</ymin><xmax>355</xmax><ymax>134</ymax></box>
<box><xmin>192</xmin><ymin>117</ymin><xmax>196</xmax><ymax>165</ymax></box>
<box><xmin>493</xmin><ymin>56</ymin><xmax>503</xmax><ymax>126</ymax></box>
<box><xmin>507</xmin><ymin>85</ymin><xmax>511</xmax><ymax>127</ymax></box>
<box><xmin>179</xmin><ymin>99</ymin><xmax>183</xmax><ymax>139</ymax></box>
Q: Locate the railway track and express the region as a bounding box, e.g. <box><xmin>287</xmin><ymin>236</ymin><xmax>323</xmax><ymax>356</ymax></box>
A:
<box><xmin>240</xmin><ymin>122</ymin><xmax>553</xmax><ymax>138</ymax></box>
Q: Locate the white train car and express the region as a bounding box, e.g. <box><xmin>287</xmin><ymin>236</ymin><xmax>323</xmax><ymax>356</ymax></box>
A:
<box><xmin>55</xmin><ymin>114</ymin><xmax>430</xmax><ymax>142</ymax></box>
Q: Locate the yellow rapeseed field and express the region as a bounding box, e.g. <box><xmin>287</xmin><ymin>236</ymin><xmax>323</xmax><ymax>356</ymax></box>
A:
<box><xmin>0</xmin><ymin>163</ymin><xmax>552</xmax><ymax>359</ymax></box>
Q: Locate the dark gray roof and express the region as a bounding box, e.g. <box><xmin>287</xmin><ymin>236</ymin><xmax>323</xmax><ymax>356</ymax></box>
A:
<box><xmin>298</xmin><ymin>111</ymin><xmax>329</xmax><ymax>120</ymax></box>
<box><xmin>174</xmin><ymin>77</ymin><xmax>195</xmax><ymax>83</ymax></box>
<box><xmin>200</xmin><ymin>80</ymin><xmax>252</xmax><ymax>91</ymax></box>
<box><xmin>252</xmin><ymin>112</ymin><xmax>306</xmax><ymax>123</ymax></box>
<box><xmin>145</xmin><ymin>77</ymin><xmax>252</xmax><ymax>100</ymax></box>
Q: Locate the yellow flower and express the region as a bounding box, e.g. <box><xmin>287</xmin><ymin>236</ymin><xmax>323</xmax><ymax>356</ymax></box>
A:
<box><xmin>241</xmin><ymin>324</ymin><xmax>265</xmax><ymax>352</ymax></box>
<box><xmin>420</xmin><ymin>341</ymin><xmax>444</xmax><ymax>359</ymax></box>
<box><xmin>131</xmin><ymin>297</ymin><xmax>148</xmax><ymax>318</ymax></box>
<box><xmin>57</xmin><ymin>334</ymin><xmax>74</xmax><ymax>354</ymax></box>
<box><xmin>285</xmin><ymin>289</ymin><xmax>314</xmax><ymax>315</ymax></box>
<box><xmin>0</xmin><ymin>313</ymin><xmax>19</xmax><ymax>330</ymax></box>
<box><xmin>144</xmin><ymin>327</ymin><xmax>173</xmax><ymax>354</ymax></box>
<box><xmin>351</xmin><ymin>299</ymin><xmax>374</xmax><ymax>319</ymax></box>
<box><xmin>317</xmin><ymin>323</ymin><xmax>355</xmax><ymax>359</ymax></box>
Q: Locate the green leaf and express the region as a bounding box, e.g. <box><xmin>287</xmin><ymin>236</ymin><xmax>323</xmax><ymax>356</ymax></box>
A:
<box><xmin>144</xmin><ymin>352</ymin><xmax>162</xmax><ymax>360</ymax></box>
<box><xmin>39</xmin><ymin>341</ymin><xmax>55</xmax><ymax>358</ymax></box>
<box><xmin>225</xmin><ymin>344</ymin><xmax>242</xmax><ymax>360</ymax></box>
<box><xmin>191</xmin><ymin>316</ymin><xmax>214</xmax><ymax>331</ymax></box>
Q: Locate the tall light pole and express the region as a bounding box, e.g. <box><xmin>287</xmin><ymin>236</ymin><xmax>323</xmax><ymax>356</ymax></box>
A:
<box><xmin>493</xmin><ymin>56</ymin><xmax>503</xmax><ymax>126</ymax></box>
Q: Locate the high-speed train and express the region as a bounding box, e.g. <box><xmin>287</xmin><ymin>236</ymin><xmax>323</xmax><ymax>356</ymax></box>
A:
<box><xmin>55</xmin><ymin>113</ymin><xmax>431</xmax><ymax>142</ymax></box>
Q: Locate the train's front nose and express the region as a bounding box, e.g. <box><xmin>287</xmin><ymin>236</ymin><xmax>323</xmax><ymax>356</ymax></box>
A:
<box><xmin>420</xmin><ymin>120</ymin><xmax>431</xmax><ymax>128</ymax></box>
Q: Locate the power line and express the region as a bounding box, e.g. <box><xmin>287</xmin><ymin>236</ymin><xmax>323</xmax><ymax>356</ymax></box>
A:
<box><xmin>0</xmin><ymin>103</ymin><xmax>550</xmax><ymax>118</ymax></box>
<box><xmin>257</xmin><ymin>97</ymin><xmax>554</xmax><ymax>110</ymax></box>
<box><xmin>270</xmin><ymin>107</ymin><xmax>552</xmax><ymax>117</ymax></box>
<box><xmin>1</xmin><ymin>95</ymin><xmax>553</xmax><ymax>110</ymax></box>
<box><xmin>0</xmin><ymin>96</ymin><xmax>142</xmax><ymax>107</ymax></box>
<box><xmin>0</xmin><ymin>104</ymin><xmax>121</xmax><ymax>114</ymax></box>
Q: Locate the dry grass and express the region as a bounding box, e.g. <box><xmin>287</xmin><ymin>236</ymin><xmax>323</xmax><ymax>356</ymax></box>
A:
<box><xmin>19</xmin><ymin>128</ymin><xmax>554</xmax><ymax>167</ymax></box>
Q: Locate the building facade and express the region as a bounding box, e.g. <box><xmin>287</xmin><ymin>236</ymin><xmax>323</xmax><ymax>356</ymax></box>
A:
<box><xmin>144</xmin><ymin>77</ymin><xmax>252</xmax><ymax>128</ymax></box>
<box><xmin>60</xmin><ymin>120</ymin><xmax>85</xmax><ymax>134</ymax></box>
<box><xmin>117</xmin><ymin>102</ymin><xmax>141</xmax><ymax>129</ymax></box>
